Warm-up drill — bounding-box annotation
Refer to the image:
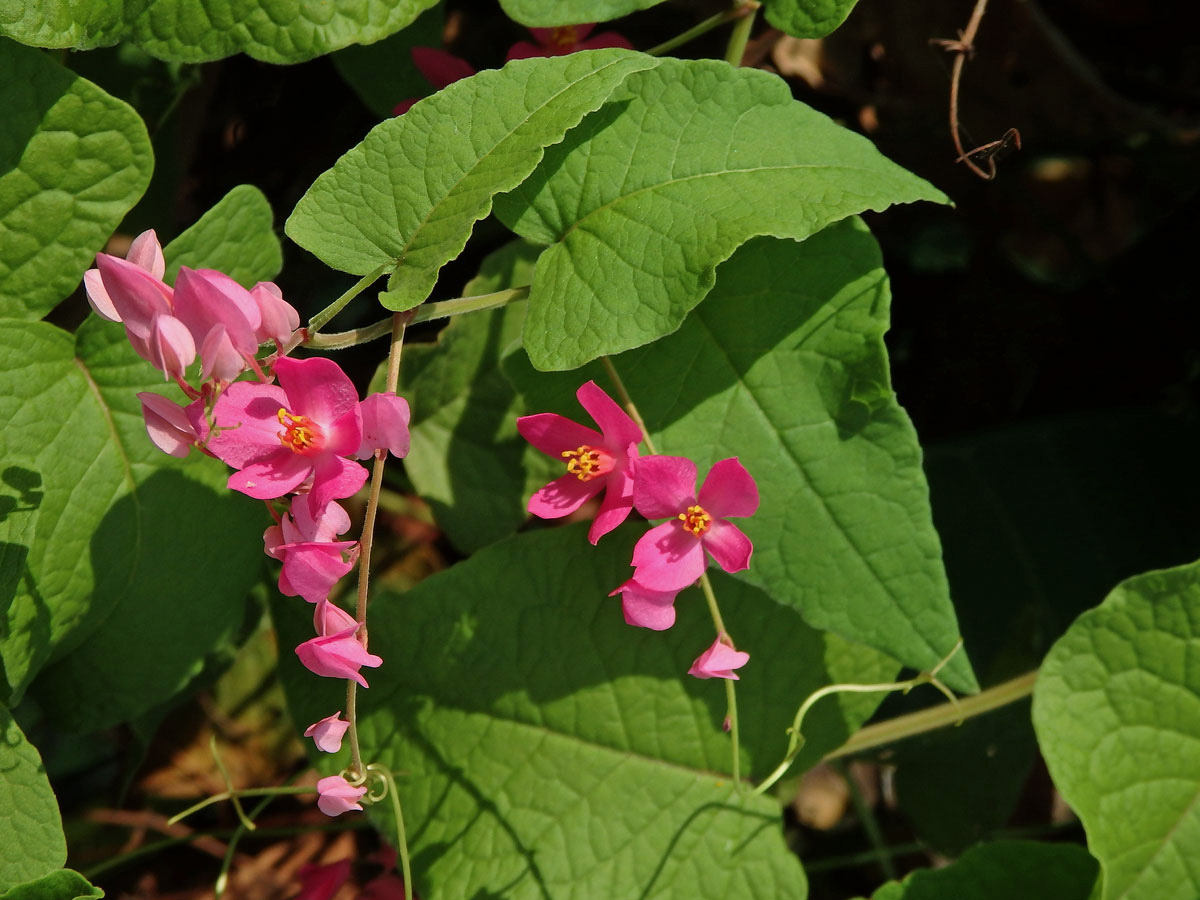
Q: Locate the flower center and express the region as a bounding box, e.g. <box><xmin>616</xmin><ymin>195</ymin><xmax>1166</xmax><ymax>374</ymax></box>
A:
<box><xmin>277</xmin><ymin>408</ymin><xmax>325</xmax><ymax>454</ymax></box>
<box><xmin>550</xmin><ymin>25</ymin><xmax>579</xmax><ymax>47</ymax></box>
<box><xmin>561</xmin><ymin>444</ymin><xmax>613</xmax><ymax>481</ymax></box>
<box><xmin>677</xmin><ymin>505</ymin><xmax>712</xmax><ymax>536</ymax></box>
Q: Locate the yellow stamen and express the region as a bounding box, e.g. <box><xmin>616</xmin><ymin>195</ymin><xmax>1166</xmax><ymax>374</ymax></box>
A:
<box><xmin>551</xmin><ymin>25</ymin><xmax>579</xmax><ymax>47</ymax></box>
<box><xmin>277</xmin><ymin>407</ymin><xmax>318</xmax><ymax>452</ymax></box>
<box><xmin>678</xmin><ymin>504</ymin><xmax>712</xmax><ymax>536</ymax></box>
<box><xmin>561</xmin><ymin>444</ymin><xmax>612</xmax><ymax>482</ymax></box>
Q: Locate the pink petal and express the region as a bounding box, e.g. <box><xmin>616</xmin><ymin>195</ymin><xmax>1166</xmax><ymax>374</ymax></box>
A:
<box><xmin>304</xmin><ymin>712</ymin><xmax>350</xmax><ymax>754</ymax></box>
<box><xmin>138</xmin><ymin>392</ymin><xmax>197</xmax><ymax>457</ymax></box>
<box><xmin>228</xmin><ymin>452</ymin><xmax>313</xmax><ymax>500</ymax></box>
<box><xmin>356</xmin><ymin>392</ymin><xmax>411</xmax><ymax>459</ymax></box>
<box><xmin>314</xmin><ymin>599</ymin><xmax>359</xmax><ymax>635</ymax></box>
<box><xmin>174</xmin><ymin>267</ymin><xmax>260</xmax><ymax>357</ymax></box>
<box><xmin>95</xmin><ymin>254</ymin><xmax>172</xmax><ymax>338</ymax></box>
<box><xmin>198</xmin><ymin>324</ymin><xmax>248</xmax><ymax>383</ymax></box>
<box><xmin>702</xmin><ymin>519</ymin><xmax>753</xmax><ymax>574</ymax></box>
<box><xmin>632</xmin><ymin>455</ymin><xmax>697</xmax><ymax>520</ymax></box>
<box><xmin>250</xmin><ymin>281</ymin><xmax>300</xmax><ymax>346</ymax></box>
<box><xmin>576</xmin><ymin>380</ymin><xmax>641</xmax><ymax>449</ymax></box>
<box><xmin>505</xmin><ymin>41</ymin><xmax>546</xmax><ymax>61</ymax></box>
<box><xmin>274</xmin><ymin>357</ymin><xmax>361</xmax><ymax>432</ymax></box>
<box><xmin>84</xmin><ymin>268</ymin><xmax>121</xmax><ymax>322</ymax></box>
<box><xmin>527</xmin><ymin>472</ymin><xmax>604</xmax><ymax>519</ymax></box>
<box><xmin>698</xmin><ymin>457</ymin><xmax>759</xmax><ymax>519</ymax></box>
<box><xmin>292</xmin><ymin>496</ymin><xmax>352</xmax><ymax>542</ymax></box>
<box><xmin>127</xmin><ymin>229</ymin><xmax>165</xmax><ymax>279</ymax></box>
<box><xmin>316</xmin><ymin>775</ymin><xmax>367</xmax><ymax>816</ymax></box>
<box><xmin>208</xmin><ymin>381</ymin><xmax>291</xmax><ymax>467</ymax></box>
<box><xmin>281</xmin><ymin>543</ymin><xmax>356</xmax><ymax>603</ymax></box>
<box><xmin>516</xmin><ymin>412</ymin><xmax>603</xmax><ymax>458</ymax></box>
<box><xmin>308</xmin><ymin>455</ymin><xmax>370</xmax><ymax>515</ymax></box>
<box><xmin>411</xmin><ymin>47</ymin><xmax>476</xmax><ymax>89</ymax></box>
<box><xmin>631</xmin><ymin>520</ymin><xmax>706</xmax><ymax>591</ymax></box>
<box><xmin>688</xmin><ymin>638</ymin><xmax>750</xmax><ymax>680</ymax></box>
<box><xmin>610</xmin><ymin>579</ymin><xmax>678</xmax><ymax>630</ymax></box>
<box><xmin>296</xmin><ymin>858</ymin><xmax>353</xmax><ymax>899</ymax></box>
<box><xmin>296</xmin><ymin>626</ymin><xmax>382</xmax><ymax>688</ymax></box>
<box><xmin>578</xmin><ymin>32</ymin><xmax>633</xmax><ymax>51</ymax></box>
<box><xmin>587</xmin><ymin>463</ymin><xmax>634</xmax><ymax>544</ymax></box>
<box><xmin>393</xmin><ymin>98</ymin><xmax>419</xmax><ymax>116</ymax></box>
<box><xmin>149</xmin><ymin>314</ymin><xmax>197</xmax><ymax>380</ymax></box>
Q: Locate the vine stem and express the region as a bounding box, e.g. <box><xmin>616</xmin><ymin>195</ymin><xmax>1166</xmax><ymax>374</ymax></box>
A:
<box><xmin>752</xmin><ymin>640</ymin><xmax>964</xmax><ymax>796</ymax></box>
<box><xmin>345</xmin><ymin>311</ymin><xmax>411</xmax><ymax>778</ymax></box>
<box><xmin>724</xmin><ymin>0</ymin><xmax>759</xmax><ymax>66</ymax></box>
<box><xmin>601</xmin><ymin>355</ymin><xmax>742</xmax><ymax>784</ymax></box>
<box><xmin>166</xmin><ymin>785</ymin><xmax>316</xmax><ymax>827</ymax></box>
<box><xmin>646</xmin><ymin>1</ymin><xmax>760</xmax><ymax>58</ymax></box>
<box><xmin>309</xmin><ymin>264</ymin><xmax>391</xmax><ymax>333</ymax></box>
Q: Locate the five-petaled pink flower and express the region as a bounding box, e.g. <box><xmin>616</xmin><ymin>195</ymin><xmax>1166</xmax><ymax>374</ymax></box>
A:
<box><xmin>517</xmin><ymin>381</ymin><xmax>642</xmax><ymax>544</ymax></box>
<box><xmin>631</xmin><ymin>456</ymin><xmax>758</xmax><ymax>591</ymax></box>
<box><xmin>204</xmin><ymin>357</ymin><xmax>367</xmax><ymax>513</ymax></box>
<box><xmin>264</xmin><ymin>497</ymin><xmax>357</xmax><ymax>603</ymax></box>
<box><xmin>609</xmin><ymin>579</ymin><xmax>680</xmax><ymax>631</ymax></box>
<box><xmin>506</xmin><ymin>23</ymin><xmax>632</xmax><ymax>60</ymax></box>
<box><xmin>316</xmin><ymin>775</ymin><xmax>367</xmax><ymax>817</ymax></box>
<box><xmin>304</xmin><ymin>712</ymin><xmax>350</xmax><ymax>753</ymax></box>
<box><xmin>688</xmin><ymin>635</ymin><xmax>750</xmax><ymax>680</ymax></box>
<box><xmin>296</xmin><ymin>624</ymin><xmax>382</xmax><ymax>688</ymax></box>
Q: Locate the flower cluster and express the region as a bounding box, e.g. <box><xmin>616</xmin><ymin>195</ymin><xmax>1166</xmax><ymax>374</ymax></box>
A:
<box><xmin>85</xmin><ymin>232</ymin><xmax>412</xmax><ymax>816</ymax></box>
<box><xmin>518</xmin><ymin>382</ymin><xmax>757</xmax><ymax>679</ymax></box>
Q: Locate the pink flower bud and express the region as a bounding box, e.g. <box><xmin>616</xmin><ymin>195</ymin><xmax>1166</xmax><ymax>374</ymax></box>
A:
<box><xmin>148</xmin><ymin>314</ymin><xmax>197</xmax><ymax>381</ymax></box>
<box><xmin>250</xmin><ymin>281</ymin><xmax>300</xmax><ymax>347</ymax></box>
<box><xmin>356</xmin><ymin>392</ymin><xmax>411</xmax><ymax>460</ymax></box>
<box><xmin>687</xmin><ymin>636</ymin><xmax>750</xmax><ymax>681</ymax></box>
<box><xmin>137</xmin><ymin>392</ymin><xmax>201</xmax><ymax>458</ymax></box>
<box><xmin>303</xmin><ymin>712</ymin><xmax>350</xmax><ymax>753</ymax></box>
<box><xmin>316</xmin><ymin>775</ymin><xmax>367</xmax><ymax>817</ymax></box>
<box><xmin>174</xmin><ymin>267</ymin><xmax>262</xmax><ymax>382</ymax></box>
<box><xmin>313</xmin><ymin>599</ymin><xmax>358</xmax><ymax>636</ymax></box>
<box><xmin>296</xmin><ymin>625</ymin><xmax>382</xmax><ymax>688</ymax></box>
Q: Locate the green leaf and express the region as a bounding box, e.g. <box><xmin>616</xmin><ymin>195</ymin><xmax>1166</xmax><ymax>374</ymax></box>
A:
<box><xmin>285</xmin><ymin>50</ymin><xmax>659</xmax><ymax>312</ymax></box>
<box><xmin>332</xmin><ymin>4</ymin><xmax>444</xmax><ymax>119</ymax></box>
<box><xmin>506</xmin><ymin>222</ymin><xmax>976</xmax><ymax>692</ymax></box>
<box><xmin>386</xmin><ymin>239</ymin><xmax>555</xmax><ymax>552</ymax></box>
<box><xmin>0</xmin><ymin>38</ymin><xmax>152</xmax><ymax>320</ymax></box>
<box><xmin>1032</xmin><ymin>560</ymin><xmax>1200</xmax><ymax>900</ymax></box>
<box><xmin>276</xmin><ymin>524</ymin><xmax>899</xmax><ymax>898</ymax></box>
<box><xmin>0</xmin><ymin>870</ymin><xmax>103</xmax><ymax>900</ymax></box>
<box><xmin>494</xmin><ymin>58</ymin><xmax>948</xmax><ymax>371</ymax></box>
<box><xmin>0</xmin><ymin>706</ymin><xmax>65</xmax><ymax>890</ymax></box>
<box><xmin>764</xmin><ymin>0</ymin><xmax>862</xmax><ymax>39</ymax></box>
<box><xmin>0</xmin><ymin>318</ymin><xmax>263</xmax><ymax>721</ymax></box>
<box><xmin>862</xmin><ymin>841</ymin><xmax>1097</xmax><ymax>900</ymax></box>
<box><xmin>0</xmin><ymin>0</ymin><xmax>440</xmax><ymax>64</ymax></box>
<box><xmin>497</xmin><ymin>0</ymin><xmax>662</xmax><ymax>26</ymax></box>
<box><xmin>161</xmin><ymin>184</ymin><xmax>282</xmax><ymax>288</ymax></box>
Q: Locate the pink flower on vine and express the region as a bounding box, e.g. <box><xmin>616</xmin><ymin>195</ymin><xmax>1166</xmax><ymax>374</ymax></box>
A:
<box><xmin>506</xmin><ymin>23</ymin><xmax>632</xmax><ymax>60</ymax></box>
<box><xmin>609</xmin><ymin>579</ymin><xmax>680</xmax><ymax>631</ymax></box>
<box><xmin>316</xmin><ymin>775</ymin><xmax>367</xmax><ymax>816</ymax></box>
<box><xmin>631</xmin><ymin>457</ymin><xmax>758</xmax><ymax>591</ymax></box>
<box><xmin>688</xmin><ymin>635</ymin><xmax>750</xmax><ymax>680</ymax></box>
<box><xmin>393</xmin><ymin>47</ymin><xmax>478</xmax><ymax>115</ymax></box>
<box><xmin>304</xmin><ymin>712</ymin><xmax>350</xmax><ymax>753</ymax></box>
<box><xmin>264</xmin><ymin>497</ymin><xmax>357</xmax><ymax>603</ymax></box>
<box><xmin>296</xmin><ymin>624</ymin><xmax>382</xmax><ymax>687</ymax></box>
<box><xmin>517</xmin><ymin>381</ymin><xmax>642</xmax><ymax>544</ymax></box>
<box><xmin>137</xmin><ymin>393</ymin><xmax>205</xmax><ymax>458</ymax></box>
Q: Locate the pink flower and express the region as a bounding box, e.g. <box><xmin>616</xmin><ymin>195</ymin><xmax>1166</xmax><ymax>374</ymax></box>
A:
<box><xmin>304</xmin><ymin>712</ymin><xmax>350</xmax><ymax>753</ymax></box>
<box><xmin>517</xmin><ymin>381</ymin><xmax>642</xmax><ymax>544</ymax></box>
<box><xmin>356</xmin><ymin>392</ymin><xmax>411</xmax><ymax>460</ymax></box>
<box><xmin>296</xmin><ymin>858</ymin><xmax>352</xmax><ymax>900</ymax></box>
<box><xmin>314</xmin><ymin>599</ymin><xmax>358</xmax><ymax>636</ymax></box>
<box><xmin>631</xmin><ymin>457</ymin><xmax>758</xmax><ymax>592</ymax></box>
<box><xmin>250</xmin><ymin>281</ymin><xmax>301</xmax><ymax>347</ymax></box>
<box><xmin>206</xmin><ymin>356</ymin><xmax>369</xmax><ymax>513</ymax></box>
<box><xmin>296</xmin><ymin>625</ymin><xmax>382</xmax><ymax>688</ymax></box>
<box><xmin>688</xmin><ymin>636</ymin><xmax>750</xmax><ymax>680</ymax></box>
<box><xmin>394</xmin><ymin>47</ymin><xmax>477</xmax><ymax>115</ymax></box>
<box><xmin>359</xmin><ymin>874</ymin><xmax>408</xmax><ymax>899</ymax></box>
<box><xmin>264</xmin><ymin>497</ymin><xmax>357</xmax><ymax>603</ymax></box>
<box><xmin>608</xmin><ymin>579</ymin><xmax>680</xmax><ymax>631</ymax></box>
<box><xmin>84</xmin><ymin>229</ymin><xmax>166</xmax><ymax>323</ymax></box>
<box><xmin>316</xmin><ymin>775</ymin><xmax>367</xmax><ymax>817</ymax></box>
<box><xmin>137</xmin><ymin>392</ymin><xmax>203</xmax><ymax>457</ymax></box>
<box><xmin>173</xmin><ymin>267</ymin><xmax>264</xmax><ymax>383</ymax></box>
<box><xmin>507</xmin><ymin>23</ymin><xmax>633</xmax><ymax>60</ymax></box>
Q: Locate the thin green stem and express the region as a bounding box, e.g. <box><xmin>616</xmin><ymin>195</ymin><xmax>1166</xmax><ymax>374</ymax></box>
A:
<box><xmin>724</xmin><ymin>677</ymin><xmax>741</xmax><ymax>785</ymax></box>
<box><xmin>215</xmin><ymin>796</ymin><xmax>273</xmax><ymax>898</ymax></box>
<box><xmin>837</xmin><ymin>760</ymin><xmax>896</xmax><ymax>881</ymax></box>
<box><xmin>645</xmin><ymin>3</ymin><xmax>757</xmax><ymax>57</ymax></box>
<box><xmin>697</xmin><ymin>572</ymin><xmax>728</xmax><ymax>636</ymax></box>
<box><xmin>724</xmin><ymin>1</ymin><xmax>758</xmax><ymax>66</ymax></box>
<box><xmin>824</xmin><ymin>669</ymin><xmax>1037</xmax><ymax>762</ymax></box>
<box><xmin>309</xmin><ymin>264</ymin><xmax>391</xmax><ymax>333</ymax></box>
<box><xmin>753</xmin><ymin>641</ymin><xmax>965</xmax><ymax>797</ymax></box>
<box><xmin>373</xmin><ymin>767</ymin><xmax>414</xmax><ymax>900</ymax></box>
<box><xmin>346</xmin><ymin>312</ymin><xmax>411</xmax><ymax>778</ymax></box>
<box><xmin>305</xmin><ymin>317</ymin><xmax>394</xmax><ymax>350</ymax></box>
<box><xmin>600</xmin><ymin>356</ymin><xmax>658</xmax><ymax>455</ymax></box>
<box><xmin>409</xmin><ymin>285</ymin><xmax>529</xmax><ymax>325</ymax></box>
<box><xmin>166</xmin><ymin>785</ymin><xmax>316</xmax><ymax>826</ymax></box>
<box><xmin>209</xmin><ymin>736</ymin><xmax>255</xmax><ymax>832</ymax></box>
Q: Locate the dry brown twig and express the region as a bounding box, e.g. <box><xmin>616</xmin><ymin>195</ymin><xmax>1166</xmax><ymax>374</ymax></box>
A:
<box><xmin>932</xmin><ymin>0</ymin><xmax>1022</xmax><ymax>179</ymax></box>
